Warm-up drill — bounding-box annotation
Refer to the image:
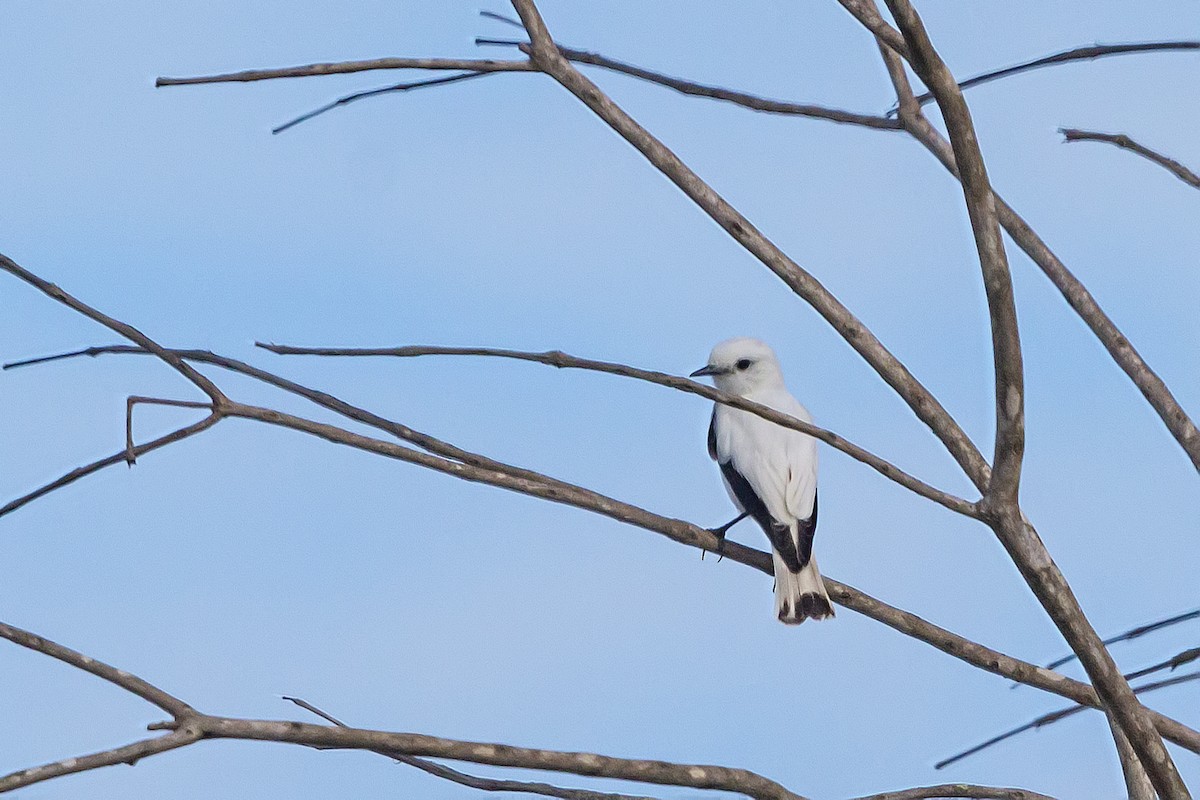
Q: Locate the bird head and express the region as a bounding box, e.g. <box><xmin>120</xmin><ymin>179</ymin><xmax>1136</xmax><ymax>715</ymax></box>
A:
<box><xmin>690</xmin><ymin>337</ymin><xmax>786</xmax><ymax>396</ymax></box>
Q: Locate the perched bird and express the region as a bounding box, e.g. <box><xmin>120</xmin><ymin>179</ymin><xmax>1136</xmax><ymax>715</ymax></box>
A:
<box><xmin>691</xmin><ymin>338</ymin><xmax>833</xmax><ymax>624</ymax></box>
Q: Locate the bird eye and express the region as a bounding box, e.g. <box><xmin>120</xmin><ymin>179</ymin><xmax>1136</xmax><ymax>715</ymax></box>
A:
<box><xmin>736</xmin><ymin>359</ymin><xmax>752</xmax><ymax>371</ymax></box>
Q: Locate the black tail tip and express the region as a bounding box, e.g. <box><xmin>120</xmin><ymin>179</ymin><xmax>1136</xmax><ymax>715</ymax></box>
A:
<box><xmin>779</xmin><ymin>594</ymin><xmax>835</xmax><ymax>624</ymax></box>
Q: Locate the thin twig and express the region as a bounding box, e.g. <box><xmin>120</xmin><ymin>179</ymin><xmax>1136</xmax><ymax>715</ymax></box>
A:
<box><xmin>255</xmin><ymin>342</ymin><xmax>979</xmax><ymax>517</ymax></box>
<box><xmin>479</xmin><ymin>10</ymin><xmax>525</xmax><ymax>29</ymax></box>
<box><xmin>273</xmin><ymin>71</ymin><xmax>493</xmax><ymax>134</ymax></box>
<box><xmin>0</xmin><ymin>413</ymin><xmax>221</xmax><ymax>519</ymax></box>
<box><xmin>125</xmin><ymin>396</ymin><xmax>214</xmax><ymax>465</ymax></box>
<box><xmin>1033</xmin><ymin>607</ymin><xmax>1200</xmax><ymax>678</ymax></box>
<box><xmin>1060</xmin><ymin>128</ymin><xmax>1200</xmax><ymax>189</ymax></box>
<box><xmin>937</xmin><ymin>671</ymin><xmax>1200</xmax><ymax>770</ymax></box>
<box><xmin>1125</xmin><ymin>647</ymin><xmax>1200</xmax><ymax>683</ymax></box>
<box><xmin>155</xmin><ymin>57</ymin><xmax>535</xmax><ymax>86</ymax></box>
<box><xmin>908</xmin><ymin>41</ymin><xmax>1200</xmax><ymax>109</ymax></box>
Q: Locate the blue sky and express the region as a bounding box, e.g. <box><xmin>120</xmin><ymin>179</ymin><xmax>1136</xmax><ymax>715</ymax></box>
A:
<box><xmin>2</xmin><ymin>2</ymin><xmax>1199</xmax><ymax>798</ymax></box>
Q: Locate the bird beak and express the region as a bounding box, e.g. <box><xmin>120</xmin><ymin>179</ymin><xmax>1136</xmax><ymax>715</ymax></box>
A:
<box><xmin>690</xmin><ymin>365</ymin><xmax>722</xmax><ymax>378</ymax></box>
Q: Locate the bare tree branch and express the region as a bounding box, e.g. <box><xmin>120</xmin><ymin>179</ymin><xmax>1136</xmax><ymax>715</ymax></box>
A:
<box><xmin>125</xmin><ymin>396</ymin><xmax>214</xmax><ymax>464</ymax></box>
<box><xmin>273</xmin><ymin>71</ymin><xmax>493</xmax><ymax>134</ymax></box>
<box><xmin>0</xmin><ymin>624</ymin><xmax>803</xmax><ymax>800</ymax></box>
<box><xmin>909</xmin><ymin>41</ymin><xmax>1200</xmax><ymax>109</ymax></box>
<box><xmin>5</xmin><ymin>340</ymin><xmax>1200</xmax><ymax>756</ymax></box>
<box><xmin>0</xmin><ymin>253</ymin><xmax>226</xmax><ymax>405</ymax></box>
<box><xmin>155</xmin><ymin>57</ymin><xmax>535</xmax><ymax>86</ymax></box>
<box><xmin>253</xmin><ymin>29</ymin><xmax>1200</xmax><ymax>478</ymax></box>
<box><xmin>849</xmin><ymin>784</ymin><xmax>1056</xmax><ymax>800</ymax></box>
<box><xmin>874</xmin><ymin>50</ymin><xmax>1200</xmax><ymax>476</ymax></box>
<box><xmin>937</xmin><ymin>671</ymin><xmax>1200</xmax><ymax>770</ymax></box>
<box><xmin>513</xmin><ymin>1</ymin><xmax>997</xmax><ymax>496</ymax></box>
<box><xmin>475</xmin><ymin>38</ymin><xmax>901</xmax><ymax>130</ymax></box>
<box><xmin>875</xmin><ymin>2</ymin><xmax>1186</xmax><ymax>795</ymax></box>
<box><xmin>0</xmin><ymin>412</ymin><xmax>219</xmax><ymax>519</ymax></box>
<box><xmin>189</xmin><ymin>714</ymin><xmax>814</xmax><ymax>800</ymax></box>
<box><xmin>0</xmin><ymin>621</ymin><xmax>194</xmax><ymax>717</ymax></box>
<box><xmin>0</xmin><ymin>730</ymin><xmax>201</xmax><ymax>793</ymax></box>
<box><xmin>834</xmin><ymin>0</ymin><xmax>910</xmax><ymax>58</ymax></box>
<box><xmin>880</xmin><ymin>0</ymin><xmax>1024</xmax><ymax>506</ymax></box>
<box><xmin>1125</xmin><ymin>647</ymin><xmax>1200</xmax><ymax>683</ymax></box>
<box><xmin>1108</xmin><ymin>722</ymin><xmax>1156</xmax><ymax>800</ymax></box>
<box><xmin>150</xmin><ymin>18</ymin><xmax>1200</xmax><ymax>475</ymax></box>
<box><xmin>255</xmin><ymin>342</ymin><xmax>979</xmax><ymax>517</ymax></box>
<box><xmin>284</xmin><ymin>697</ymin><xmax>663</xmax><ymax>800</ymax></box>
<box><xmin>1042</xmin><ymin>607</ymin><xmax>1200</xmax><ymax>672</ymax></box>
<box><xmin>1060</xmin><ymin>128</ymin><xmax>1200</xmax><ymax>189</ymax></box>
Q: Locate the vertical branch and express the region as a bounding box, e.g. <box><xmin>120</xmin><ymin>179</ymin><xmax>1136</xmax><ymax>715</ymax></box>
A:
<box><xmin>880</xmin><ymin>0</ymin><xmax>1024</xmax><ymax>506</ymax></box>
<box><xmin>873</xmin><ymin>3</ymin><xmax>1189</xmax><ymax>797</ymax></box>
<box><xmin>863</xmin><ymin>16</ymin><xmax>1200</xmax><ymax>474</ymax></box>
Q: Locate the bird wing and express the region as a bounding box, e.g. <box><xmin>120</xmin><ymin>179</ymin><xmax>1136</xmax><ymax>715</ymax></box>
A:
<box><xmin>709</xmin><ymin>407</ymin><xmax>807</xmax><ymax>571</ymax></box>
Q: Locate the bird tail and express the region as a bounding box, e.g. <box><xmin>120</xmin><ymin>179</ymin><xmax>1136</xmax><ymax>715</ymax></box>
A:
<box><xmin>772</xmin><ymin>551</ymin><xmax>834</xmax><ymax>624</ymax></box>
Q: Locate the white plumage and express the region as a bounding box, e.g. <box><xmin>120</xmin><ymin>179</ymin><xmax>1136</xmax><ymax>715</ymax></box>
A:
<box><xmin>692</xmin><ymin>338</ymin><xmax>833</xmax><ymax>624</ymax></box>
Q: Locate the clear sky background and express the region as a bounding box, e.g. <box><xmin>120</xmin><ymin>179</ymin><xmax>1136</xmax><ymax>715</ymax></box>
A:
<box><xmin>2</xmin><ymin>2</ymin><xmax>1198</xmax><ymax>798</ymax></box>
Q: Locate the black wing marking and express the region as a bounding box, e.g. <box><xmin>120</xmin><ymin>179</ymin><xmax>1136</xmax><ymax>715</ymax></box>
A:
<box><xmin>718</xmin><ymin>459</ymin><xmax>802</xmax><ymax>572</ymax></box>
<box><xmin>794</xmin><ymin>491</ymin><xmax>817</xmax><ymax>569</ymax></box>
<box><xmin>707</xmin><ymin>410</ymin><xmax>718</xmax><ymax>461</ymax></box>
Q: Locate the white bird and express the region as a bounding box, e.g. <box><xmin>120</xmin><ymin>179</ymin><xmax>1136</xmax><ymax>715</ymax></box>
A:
<box><xmin>691</xmin><ymin>338</ymin><xmax>833</xmax><ymax>624</ymax></box>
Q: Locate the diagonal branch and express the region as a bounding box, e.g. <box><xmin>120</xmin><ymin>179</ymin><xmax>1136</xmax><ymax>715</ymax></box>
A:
<box><xmin>214</xmin><ymin>401</ymin><xmax>1200</xmax><ymax>756</ymax></box>
<box><xmin>255</xmin><ymin>342</ymin><xmax>979</xmax><ymax>517</ymax></box>
<box><xmin>0</xmin><ymin>621</ymin><xmax>194</xmax><ymax>717</ymax></box>
<box><xmin>1125</xmin><ymin>647</ymin><xmax>1200</xmax><ymax>683</ymax></box>
<box><xmin>0</xmin><ymin>254</ymin><xmax>226</xmax><ymax>405</ymax></box>
<box><xmin>834</xmin><ymin>0</ymin><xmax>909</xmax><ymax>58</ymax></box>
<box><xmin>0</xmin><ymin>412</ymin><xmax>220</xmax><ymax>519</ymax></box>
<box><xmin>1060</xmin><ymin>128</ymin><xmax>1200</xmax><ymax>189</ymax></box>
<box><xmin>156</xmin><ymin>57</ymin><xmax>535</xmax><ymax>86</ymax></box>
<box><xmin>503</xmin><ymin>0</ymin><xmax>991</xmax><ymax>495</ymax></box>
